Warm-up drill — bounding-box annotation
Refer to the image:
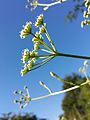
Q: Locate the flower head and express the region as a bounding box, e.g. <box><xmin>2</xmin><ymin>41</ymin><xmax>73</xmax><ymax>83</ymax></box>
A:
<box><xmin>27</xmin><ymin>60</ymin><xmax>34</xmax><ymax>70</ymax></box>
<box><xmin>35</xmin><ymin>14</ymin><xmax>44</xmax><ymax>27</ymax></box>
<box><xmin>22</xmin><ymin>48</ymin><xmax>30</xmax><ymax>63</ymax></box>
<box><xmin>13</xmin><ymin>86</ymin><xmax>31</xmax><ymax>109</ymax></box>
<box><xmin>21</xmin><ymin>50</ymin><xmax>39</xmax><ymax>76</ymax></box>
<box><xmin>20</xmin><ymin>22</ymin><xmax>32</xmax><ymax>39</ymax></box>
<box><xmin>34</xmin><ymin>42</ymin><xmax>40</xmax><ymax>51</ymax></box>
<box><xmin>39</xmin><ymin>25</ymin><xmax>46</xmax><ymax>34</ymax></box>
<box><xmin>81</xmin><ymin>19</ymin><xmax>90</xmax><ymax>28</ymax></box>
<box><xmin>21</xmin><ymin>64</ymin><xmax>29</xmax><ymax>76</ymax></box>
<box><xmin>32</xmin><ymin>32</ymin><xmax>43</xmax><ymax>43</ymax></box>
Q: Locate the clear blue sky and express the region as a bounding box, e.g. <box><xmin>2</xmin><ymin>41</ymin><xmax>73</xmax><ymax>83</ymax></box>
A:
<box><xmin>0</xmin><ymin>0</ymin><xmax>90</xmax><ymax>120</ymax></box>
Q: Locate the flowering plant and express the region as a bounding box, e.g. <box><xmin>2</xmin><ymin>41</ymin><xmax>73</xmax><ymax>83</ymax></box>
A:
<box><xmin>14</xmin><ymin>1</ymin><xmax>90</xmax><ymax>109</ymax></box>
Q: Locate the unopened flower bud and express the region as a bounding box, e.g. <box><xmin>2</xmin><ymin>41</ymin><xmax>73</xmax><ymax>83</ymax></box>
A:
<box><xmin>19</xmin><ymin>91</ymin><xmax>23</xmax><ymax>95</ymax></box>
<box><xmin>14</xmin><ymin>100</ymin><xmax>18</xmax><ymax>104</ymax></box>
<box><xmin>20</xmin><ymin>22</ymin><xmax>32</xmax><ymax>39</ymax></box>
<box><xmin>24</xmin><ymin>86</ymin><xmax>28</xmax><ymax>90</ymax></box>
<box><xmin>35</xmin><ymin>14</ymin><xmax>44</xmax><ymax>27</ymax></box>
<box><xmin>13</xmin><ymin>91</ymin><xmax>18</xmax><ymax>95</ymax></box>
<box><xmin>39</xmin><ymin>25</ymin><xmax>46</xmax><ymax>34</ymax></box>
<box><xmin>20</xmin><ymin>105</ymin><xmax>24</xmax><ymax>109</ymax></box>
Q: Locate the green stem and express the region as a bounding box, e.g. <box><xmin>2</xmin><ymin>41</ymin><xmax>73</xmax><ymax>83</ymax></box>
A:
<box><xmin>31</xmin><ymin>80</ymin><xmax>90</xmax><ymax>101</ymax></box>
<box><xmin>29</xmin><ymin>56</ymin><xmax>54</xmax><ymax>72</ymax></box>
<box><xmin>33</xmin><ymin>0</ymin><xmax>66</xmax><ymax>7</ymax></box>
<box><xmin>31</xmin><ymin>33</ymin><xmax>54</xmax><ymax>52</ymax></box>
<box><xmin>51</xmin><ymin>72</ymin><xmax>75</xmax><ymax>85</ymax></box>
<box><xmin>29</xmin><ymin>52</ymin><xmax>90</xmax><ymax>60</ymax></box>
<box><xmin>56</xmin><ymin>52</ymin><xmax>90</xmax><ymax>59</ymax></box>
<box><xmin>30</xmin><ymin>54</ymin><xmax>54</xmax><ymax>59</ymax></box>
<box><xmin>43</xmin><ymin>24</ymin><xmax>57</xmax><ymax>51</ymax></box>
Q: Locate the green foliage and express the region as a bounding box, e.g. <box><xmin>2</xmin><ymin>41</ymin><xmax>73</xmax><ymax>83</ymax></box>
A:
<box><xmin>65</xmin><ymin>0</ymin><xmax>85</xmax><ymax>21</ymax></box>
<box><xmin>0</xmin><ymin>113</ymin><xmax>47</xmax><ymax>120</ymax></box>
<box><xmin>60</xmin><ymin>74</ymin><xmax>90</xmax><ymax>120</ymax></box>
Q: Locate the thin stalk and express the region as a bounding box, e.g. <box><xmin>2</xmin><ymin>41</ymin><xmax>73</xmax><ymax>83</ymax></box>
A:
<box><xmin>29</xmin><ymin>56</ymin><xmax>54</xmax><ymax>72</ymax></box>
<box><xmin>29</xmin><ymin>54</ymin><xmax>54</xmax><ymax>59</ymax></box>
<box><xmin>29</xmin><ymin>52</ymin><xmax>90</xmax><ymax>60</ymax></box>
<box><xmin>39</xmin><ymin>81</ymin><xmax>52</xmax><ymax>94</ymax></box>
<box><xmin>31</xmin><ymin>33</ymin><xmax>54</xmax><ymax>52</ymax></box>
<box><xmin>84</xmin><ymin>72</ymin><xmax>90</xmax><ymax>85</ymax></box>
<box><xmin>32</xmin><ymin>0</ymin><xmax>66</xmax><ymax>8</ymax></box>
<box><xmin>40</xmin><ymin>48</ymin><xmax>54</xmax><ymax>54</ymax></box>
<box><xmin>43</xmin><ymin>24</ymin><xmax>56</xmax><ymax>51</ymax></box>
<box><xmin>31</xmin><ymin>80</ymin><xmax>90</xmax><ymax>101</ymax></box>
<box><xmin>50</xmin><ymin>72</ymin><xmax>75</xmax><ymax>85</ymax></box>
<box><xmin>56</xmin><ymin>52</ymin><xmax>90</xmax><ymax>60</ymax></box>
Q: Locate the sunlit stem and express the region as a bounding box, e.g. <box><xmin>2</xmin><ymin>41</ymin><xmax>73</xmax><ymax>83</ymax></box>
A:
<box><xmin>40</xmin><ymin>48</ymin><xmax>54</xmax><ymax>54</ymax></box>
<box><xmin>84</xmin><ymin>72</ymin><xmax>90</xmax><ymax>85</ymax></box>
<box><xmin>39</xmin><ymin>81</ymin><xmax>52</xmax><ymax>94</ymax></box>
<box><xmin>31</xmin><ymin>0</ymin><xmax>66</xmax><ymax>9</ymax></box>
<box><xmin>28</xmin><ymin>52</ymin><xmax>90</xmax><ymax>60</ymax></box>
<box><xmin>28</xmin><ymin>56</ymin><xmax>55</xmax><ymax>72</ymax></box>
<box><xmin>31</xmin><ymin>80</ymin><xmax>90</xmax><ymax>101</ymax></box>
<box><xmin>50</xmin><ymin>72</ymin><xmax>75</xmax><ymax>86</ymax></box>
<box><xmin>42</xmin><ymin>24</ymin><xmax>57</xmax><ymax>51</ymax></box>
<box><xmin>29</xmin><ymin>54</ymin><xmax>55</xmax><ymax>59</ymax></box>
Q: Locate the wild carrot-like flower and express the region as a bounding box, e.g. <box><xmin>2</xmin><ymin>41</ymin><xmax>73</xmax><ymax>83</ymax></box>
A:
<box><xmin>34</xmin><ymin>42</ymin><xmax>40</xmax><ymax>51</ymax></box>
<box><xmin>20</xmin><ymin>22</ymin><xmax>32</xmax><ymax>39</ymax></box>
<box><xmin>21</xmin><ymin>50</ymin><xmax>39</xmax><ymax>76</ymax></box>
<box><xmin>22</xmin><ymin>48</ymin><xmax>30</xmax><ymax>63</ymax></box>
<box><xmin>81</xmin><ymin>19</ymin><xmax>90</xmax><ymax>28</ymax></box>
<box><xmin>30</xmin><ymin>50</ymin><xmax>38</xmax><ymax>62</ymax></box>
<box><xmin>27</xmin><ymin>60</ymin><xmax>34</xmax><ymax>70</ymax></box>
<box><xmin>39</xmin><ymin>25</ymin><xmax>46</xmax><ymax>34</ymax></box>
<box><xmin>13</xmin><ymin>86</ymin><xmax>31</xmax><ymax>109</ymax></box>
<box><xmin>21</xmin><ymin>64</ymin><xmax>29</xmax><ymax>76</ymax></box>
<box><xmin>35</xmin><ymin>14</ymin><xmax>44</xmax><ymax>27</ymax></box>
<box><xmin>32</xmin><ymin>32</ymin><xmax>43</xmax><ymax>43</ymax></box>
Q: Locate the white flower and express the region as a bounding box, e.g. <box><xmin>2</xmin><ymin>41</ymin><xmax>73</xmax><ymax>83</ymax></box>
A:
<box><xmin>27</xmin><ymin>60</ymin><xmax>34</xmax><ymax>70</ymax></box>
<box><xmin>39</xmin><ymin>25</ymin><xmax>46</xmax><ymax>34</ymax></box>
<box><xmin>35</xmin><ymin>14</ymin><xmax>44</xmax><ymax>27</ymax></box>
<box><xmin>20</xmin><ymin>22</ymin><xmax>32</xmax><ymax>39</ymax></box>
<box><xmin>30</xmin><ymin>50</ymin><xmax>38</xmax><ymax>62</ymax></box>
<box><xmin>34</xmin><ymin>42</ymin><xmax>40</xmax><ymax>51</ymax></box>
<box><xmin>22</xmin><ymin>48</ymin><xmax>30</xmax><ymax>63</ymax></box>
<box><xmin>21</xmin><ymin>64</ymin><xmax>28</xmax><ymax>76</ymax></box>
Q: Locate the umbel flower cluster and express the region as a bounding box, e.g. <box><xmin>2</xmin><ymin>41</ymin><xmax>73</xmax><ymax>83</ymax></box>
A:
<box><xmin>20</xmin><ymin>14</ymin><xmax>90</xmax><ymax>77</ymax></box>
<box><xmin>13</xmin><ymin>86</ymin><xmax>31</xmax><ymax>109</ymax></box>
<box><xmin>14</xmin><ymin>60</ymin><xmax>90</xmax><ymax>109</ymax></box>
<box><xmin>81</xmin><ymin>0</ymin><xmax>90</xmax><ymax>27</ymax></box>
<box><xmin>13</xmin><ymin>10</ymin><xmax>90</xmax><ymax>109</ymax></box>
<box><xmin>26</xmin><ymin>0</ymin><xmax>66</xmax><ymax>11</ymax></box>
<box><xmin>20</xmin><ymin>14</ymin><xmax>57</xmax><ymax>76</ymax></box>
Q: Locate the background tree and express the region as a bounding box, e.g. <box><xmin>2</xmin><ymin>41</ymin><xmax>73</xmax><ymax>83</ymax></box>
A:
<box><xmin>65</xmin><ymin>0</ymin><xmax>85</xmax><ymax>21</ymax></box>
<box><xmin>59</xmin><ymin>74</ymin><xmax>90</xmax><ymax>120</ymax></box>
<box><xmin>0</xmin><ymin>113</ymin><xmax>47</xmax><ymax>120</ymax></box>
<box><xmin>26</xmin><ymin>0</ymin><xmax>85</xmax><ymax>21</ymax></box>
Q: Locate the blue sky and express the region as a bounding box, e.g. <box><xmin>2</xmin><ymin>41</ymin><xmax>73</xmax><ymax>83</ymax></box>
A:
<box><xmin>0</xmin><ymin>0</ymin><xmax>90</xmax><ymax>120</ymax></box>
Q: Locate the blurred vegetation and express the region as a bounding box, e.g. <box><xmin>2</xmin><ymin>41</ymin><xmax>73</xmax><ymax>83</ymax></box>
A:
<box><xmin>65</xmin><ymin>0</ymin><xmax>85</xmax><ymax>21</ymax></box>
<box><xmin>59</xmin><ymin>74</ymin><xmax>90</xmax><ymax>120</ymax></box>
<box><xmin>0</xmin><ymin>113</ymin><xmax>47</xmax><ymax>120</ymax></box>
